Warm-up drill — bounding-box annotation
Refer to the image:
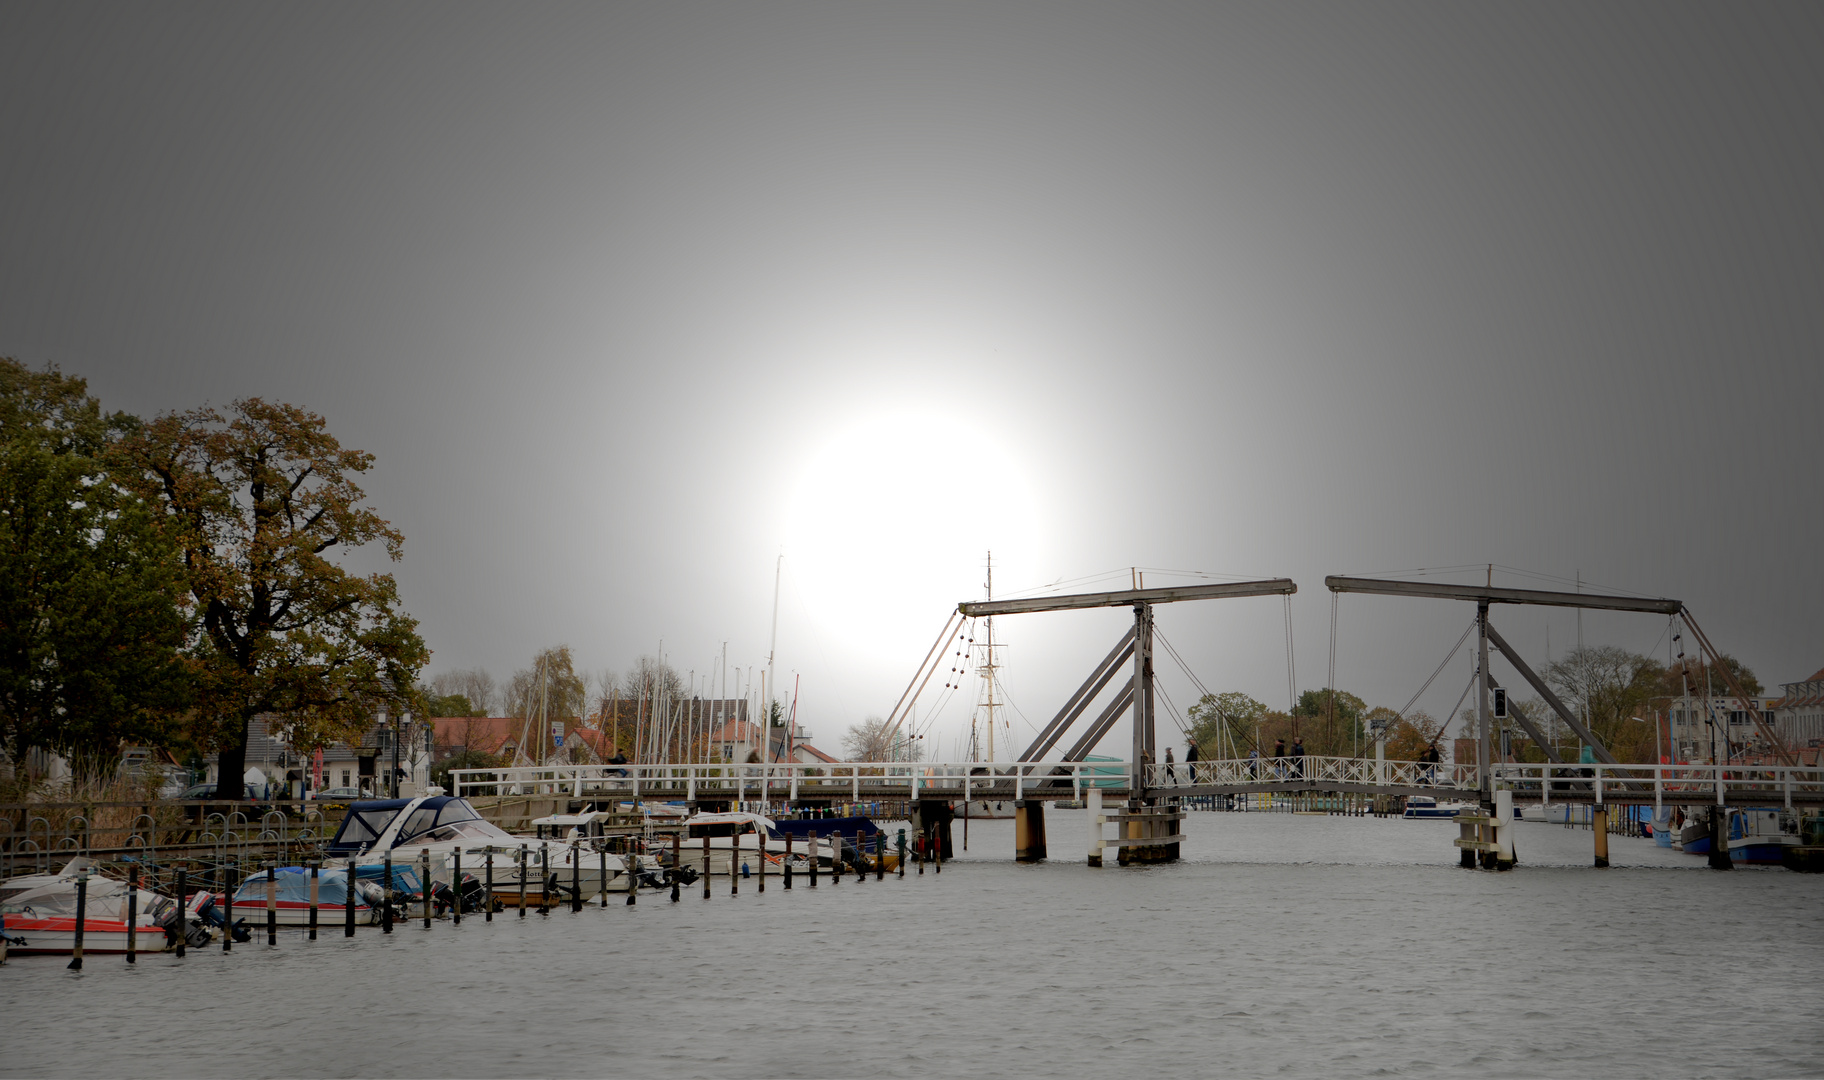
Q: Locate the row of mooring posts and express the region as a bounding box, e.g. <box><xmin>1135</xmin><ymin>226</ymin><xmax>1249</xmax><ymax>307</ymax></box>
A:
<box><xmin>28</xmin><ymin>816</ymin><xmax>960</xmax><ymax>969</ymax></box>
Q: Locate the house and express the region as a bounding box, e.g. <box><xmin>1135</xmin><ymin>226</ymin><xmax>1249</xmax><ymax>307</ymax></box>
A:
<box><xmin>1665</xmin><ymin>694</ymin><xmax>1781</xmax><ymax>763</ymax></box>
<box><xmin>1770</xmin><ymin>667</ymin><xmax>1824</xmax><ymax>761</ymax></box>
<box><xmin>706</xmin><ymin>719</ymin><xmax>837</xmax><ymax>765</ymax></box>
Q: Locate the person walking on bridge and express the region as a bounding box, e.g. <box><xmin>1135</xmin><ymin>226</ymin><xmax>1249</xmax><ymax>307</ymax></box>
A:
<box><xmin>1164</xmin><ymin>747</ymin><xmax>1177</xmax><ymax>786</ymax></box>
<box><xmin>1290</xmin><ymin>737</ymin><xmax>1305</xmax><ymax>779</ymax></box>
<box><xmin>1273</xmin><ymin>738</ymin><xmax>1286</xmax><ymax>780</ymax></box>
<box><xmin>1184</xmin><ymin>739</ymin><xmax>1199</xmax><ymax>785</ymax></box>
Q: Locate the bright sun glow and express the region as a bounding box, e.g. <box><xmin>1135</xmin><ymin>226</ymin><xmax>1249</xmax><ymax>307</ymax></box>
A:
<box><xmin>782</xmin><ymin>409</ymin><xmax>1047</xmax><ymax>660</ymax></box>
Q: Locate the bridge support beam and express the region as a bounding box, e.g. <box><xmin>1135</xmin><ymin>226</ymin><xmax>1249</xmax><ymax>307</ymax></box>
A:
<box><xmin>1014</xmin><ymin>800</ymin><xmax>1046</xmax><ymax>862</ymax></box>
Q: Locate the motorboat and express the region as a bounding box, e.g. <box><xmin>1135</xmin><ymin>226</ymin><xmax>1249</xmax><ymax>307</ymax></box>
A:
<box><xmin>1725</xmin><ymin>808</ymin><xmax>1801</xmax><ymax>864</ymax></box>
<box><xmin>227</xmin><ymin>866</ymin><xmax>384</xmax><ymax>925</ymax></box>
<box><xmin>1402</xmin><ymin>795</ymin><xmax>1471</xmax><ymax>819</ymax></box>
<box><xmin>327</xmin><ymin>795</ymin><xmax>538</xmax><ymax>892</ymax></box>
<box><xmin>0</xmin><ymin>860</ymin><xmax>183</xmax><ymax>955</ymax></box>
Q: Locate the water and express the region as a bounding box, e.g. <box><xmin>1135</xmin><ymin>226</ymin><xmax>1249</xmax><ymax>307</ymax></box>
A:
<box><xmin>5</xmin><ymin>812</ymin><xmax>1822</xmax><ymax>1078</ymax></box>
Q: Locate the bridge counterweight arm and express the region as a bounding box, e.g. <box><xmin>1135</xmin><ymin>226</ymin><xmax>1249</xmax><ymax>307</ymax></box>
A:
<box><xmin>960</xmin><ymin>578</ymin><xmax>1295</xmax><ymax>618</ymax></box>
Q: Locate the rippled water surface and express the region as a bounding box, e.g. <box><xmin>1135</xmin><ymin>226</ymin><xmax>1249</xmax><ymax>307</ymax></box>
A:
<box><xmin>5</xmin><ymin>811</ymin><xmax>1822</xmax><ymax>1078</ymax></box>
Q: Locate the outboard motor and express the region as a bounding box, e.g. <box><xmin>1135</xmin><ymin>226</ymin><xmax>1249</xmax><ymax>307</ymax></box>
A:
<box><xmin>157</xmin><ymin>900</ymin><xmax>216</xmax><ymax>949</ymax></box>
<box><xmin>192</xmin><ymin>894</ymin><xmax>251</xmax><ymax>943</ymax></box>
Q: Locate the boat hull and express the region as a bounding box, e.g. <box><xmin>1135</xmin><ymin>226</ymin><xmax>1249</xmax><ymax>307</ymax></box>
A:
<box><xmin>1</xmin><ymin>917</ymin><xmax>168</xmax><ymax>955</ymax></box>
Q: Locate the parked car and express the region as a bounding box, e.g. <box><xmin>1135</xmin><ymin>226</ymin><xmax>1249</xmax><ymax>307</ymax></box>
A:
<box><xmin>310</xmin><ymin>786</ymin><xmax>363</xmax><ymax>801</ymax></box>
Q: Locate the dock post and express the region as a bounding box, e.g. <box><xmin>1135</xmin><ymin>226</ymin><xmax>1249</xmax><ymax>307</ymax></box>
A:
<box><xmin>1593</xmin><ymin>807</ymin><xmax>1610</xmax><ymax>868</ymax></box>
<box><xmin>517</xmin><ymin>845</ymin><xmax>527</xmax><ymax>918</ymax></box>
<box><xmin>809</xmin><ymin>831</ymin><xmax>818</xmax><ymax>887</ymax></box>
<box><xmin>67</xmin><ymin>870</ymin><xmax>86</xmax><ymax>970</ymax></box>
<box><xmin>346</xmin><ymin>858</ymin><xmax>357</xmax><ymax>936</ymax></box>
<box><xmin>422</xmin><ymin>849</ymin><xmax>433</xmax><ymax>928</ymax></box>
<box><xmin>382</xmin><ymin>852</ymin><xmax>393</xmax><ymax>932</ymax></box>
<box><xmin>758</xmin><ymin>827</ymin><xmax>765</xmax><ymax>893</ymax></box>
<box><xmin>1087</xmin><ymin>787</ymin><xmax>1104</xmax><ymax>867</ymax></box>
<box><xmin>1014</xmin><ymin>800</ymin><xmax>1047</xmax><ymax>862</ymax></box>
<box><xmin>702</xmin><ymin>835</ymin><xmax>711</xmax><ymax>899</ymax></box>
<box><xmin>571</xmin><ymin>841</ymin><xmax>582</xmax><ymax>913</ymax></box>
<box><xmin>785</xmin><ymin>833</ymin><xmax>794</xmax><ymax>889</ymax></box>
<box><xmin>670</xmin><ymin>834</ymin><xmax>681</xmax><ymax>902</ymax></box>
<box><xmin>876</xmin><ymin>832</ymin><xmax>885</xmax><ymax>880</ymax></box>
<box><xmin>484</xmin><ymin>852</ymin><xmax>494</xmax><ymax>922</ymax></box>
<box><xmin>1457</xmin><ymin>818</ymin><xmax>1476</xmax><ymax>868</ymax></box>
<box><xmin>897</xmin><ymin>829</ymin><xmax>906</xmax><ymax>877</ymax></box>
<box><xmin>268</xmin><ymin>863</ymin><xmax>279</xmax><ymax>944</ymax></box>
<box><xmin>1707</xmin><ymin>808</ymin><xmax>1733</xmax><ymax>870</ymax></box>
<box><xmin>452</xmin><ymin>849</ymin><xmax>462</xmax><ymax>924</ymax></box>
<box><xmin>1494</xmin><ymin>789</ymin><xmax>1516</xmax><ymax>869</ymax></box>
<box><xmin>309</xmin><ymin>861</ymin><xmax>320</xmax><ymax>939</ymax></box>
<box><xmin>126</xmin><ymin>864</ymin><xmax>138</xmax><ymax>963</ymax></box>
<box><xmin>599</xmin><ymin>847</ymin><xmax>609</xmax><ymax>908</ymax></box>
<box><xmin>732</xmin><ymin>829</ymin><xmax>739</xmax><ymax>896</ymax></box>
<box><xmin>223</xmin><ymin>862</ymin><xmax>235</xmax><ymax>951</ymax></box>
<box><xmin>174</xmin><ymin>868</ymin><xmax>188</xmax><ymax>958</ymax></box>
<box><xmin>626</xmin><ymin>850</ymin><xmax>637</xmax><ymax>906</ymax></box>
<box><xmin>538</xmin><ymin>843</ymin><xmax>550</xmax><ymax>915</ymax></box>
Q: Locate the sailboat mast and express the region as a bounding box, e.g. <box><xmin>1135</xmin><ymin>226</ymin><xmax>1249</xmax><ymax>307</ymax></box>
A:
<box><xmin>767</xmin><ymin>553</ymin><xmax>782</xmax><ymax>743</ymax></box>
<box><xmin>985</xmin><ymin>551</ymin><xmax>995</xmax><ymax>762</ymax></box>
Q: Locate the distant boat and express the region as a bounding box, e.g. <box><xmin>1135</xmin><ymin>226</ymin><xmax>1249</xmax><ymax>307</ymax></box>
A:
<box><xmin>1725</xmin><ymin>808</ymin><xmax>1801</xmax><ymax>864</ymax></box>
<box><xmin>0</xmin><ymin>861</ymin><xmax>182</xmax><ymax>955</ymax></box>
<box><xmin>1402</xmin><ymin>795</ymin><xmax>1470</xmax><ymax>819</ymax></box>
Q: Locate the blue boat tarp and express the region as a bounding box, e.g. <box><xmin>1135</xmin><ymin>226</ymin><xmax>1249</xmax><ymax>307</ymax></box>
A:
<box><xmin>231</xmin><ymin>867</ymin><xmax>374</xmax><ymax>907</ymax></box>
<box><xmin>351</xmin><ymin>863</ymin><xmax>426</xmax><ymax>893</ymax></box>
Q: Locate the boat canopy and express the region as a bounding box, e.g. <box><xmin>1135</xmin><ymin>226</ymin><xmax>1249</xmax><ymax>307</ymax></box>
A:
<box><xmin>231</xmin><ymin>867</ymin><xmax>375</xmax><ymax>908</ymax></box>
<box><xmin>686</xmin><ymin>811</ymin><xmax>778</xmax><ymax>838</ymax></box>
<box><xmin>0</xmin><ymin>874</ymin><xmax>174</xmax><ymax>923</ymax></box>
<box><xmin>326</xmin><ymin>796</ymin><xmax>513</xmax><ymax>854</ymax></box>
<box><xmin>769</xmin><ymin>816</ymin><xmax>881</xmax><ymax>840</ymax></box>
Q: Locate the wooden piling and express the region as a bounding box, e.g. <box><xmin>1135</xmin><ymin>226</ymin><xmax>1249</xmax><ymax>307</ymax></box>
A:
<box><xmin>484</xmin><ymin>852</ymin><xmax>494</xmax><ymax>922</ymax></box>
<box><xmin>223</xmin><ymin>862</ymin><xmax>235</xmax><ymax>951</ymax></box>
<box><xmin>671</xmin><ymin>834</ymin><xmax>681</xmax><ymax>902</ymax></box>
<box><xmin>758</xmin><ymin>826</ymin><xmax>765</xmax><ymax>893</ymax></box>
<box><xmin>1014</xmin><ymin>800</ymin><xmax>1047</xmax><ymax>862</ymax></box>
<box><xmin>268</xmin><ymin>864</ymin><xmax>279</xmax><ymax>945</ymax></box>
<box><xmin>422</xmin><ymin>850</ymin><xmax>434</xmax><ymax>927</ymax></box>
<box><xmin>702</xmin><ymin>835</ymin><xmax>711</xmax><ymax>899</ymax></box>
<box><xmin>126</xmin><ymin>864</ymin><xmax>138</xmax><ymax>963</ymax></box>
<box><xmin>809</xmin><ymin>831</ymin><xmax>819</xmax><ymax>887</ymax></box>
<box><xmin>1708</xmin><ymin>808</ymin><xmax>1734</xmax><ymax>870</ymax></box>
<box><xmin>174</xmin><ymin>869</ymin><xmax>188</xmax><ymax>958</ymax></box>
<box><xmin>382</xmin><ymin>853</ymin><xmax>393</xmax><ymax>933</ymax></box>
<box><xmin>345</xmin><ymin>858</ymin><xmax>357</xmax><ymax>936</ymax></box>
<box><xmin>309</xmin><ymin>862</ymin><xmax>320</xmax><ymax>939</ymax></box>
<box><xmin>731</xmin><ymin>829</ymin><xmax>739</xmax><ymax>896</ymax></box>
<box><xmin>897</xmin><ymin>829</ymin><xmax>906</xmax><ymax>878</ymax></box>
<box><xmin>599</xmin><ymin>847</ymin><xmax>609</xmax><ymax>908</ymax></box>
<box><xmin>452</xmin><ymin>849</ymin><xmax>462</xmax><ymax>924</ymax></box>
<box><xmin>785</xmin><ymin>833</ymin><xmax>794</xmax><ymax>889</ymax></box>
<box><xmin>538</xmin><ymin>843</ymin><xmax>550</xmax><ymax>915</ymax></box>
<box><xmin>67</xmin><ymin>872</ymin><xmax>86</xmax><ymax>970</ymax></box>
<box><xmin>518</xmin><ymin>845</ymin><xmax>528</xmax><ymax>917</ymax></box>
<box><xmin>1593</xmin><ymin>808</ymin><xmax>1610</xmax><ymax>868</ymax></box>
<box><xmin>876</xmin><ymin>832</ymin><xmax>884</xmax><ymax>880</ymax></box>
<box><xmin>571</xmin><ymin>841</ymin><xmax>582</xmax><ymax>913</ymax></box>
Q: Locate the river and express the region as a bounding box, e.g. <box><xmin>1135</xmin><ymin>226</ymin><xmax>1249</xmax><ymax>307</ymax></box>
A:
<box><xmin>4</xmin><ymin>810</ymin><xmax>1821</xmax><ymax>1078</ymax></box>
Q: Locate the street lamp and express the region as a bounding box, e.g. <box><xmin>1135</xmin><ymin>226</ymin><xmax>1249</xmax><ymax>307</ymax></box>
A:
<box><xmin>1631</xmin><ymin>714</ymin><xmax>1664</xmax><ymax>768</ymax></box>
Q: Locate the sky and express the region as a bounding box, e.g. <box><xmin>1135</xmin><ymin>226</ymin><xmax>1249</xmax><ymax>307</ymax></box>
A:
<box><xmin>3</xmin><ymin>2</ymin><xmax>1821</xmax><ymax>759</ymax></box>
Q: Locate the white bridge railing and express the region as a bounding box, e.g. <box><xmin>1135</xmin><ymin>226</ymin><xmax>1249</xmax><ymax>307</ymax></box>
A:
<box><xmin>451</xmin><ymin>760</ymin><xmax>1130</xmax><ymax>803</ymax></box>
<box><xmin>1149</xmin><ymin>757</ymin><xmax>1824</xmax><ymax>807</ymax></box>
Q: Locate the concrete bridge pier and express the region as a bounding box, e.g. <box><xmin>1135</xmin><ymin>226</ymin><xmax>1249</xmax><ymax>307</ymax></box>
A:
<box><xmin>1014</xmin><ymin>800</ymin><xmax>1047</xmax><ymax>862</ymax></box>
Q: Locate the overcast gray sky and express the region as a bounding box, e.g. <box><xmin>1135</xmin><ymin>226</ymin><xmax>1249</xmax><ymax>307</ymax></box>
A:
<box><xmin>4</xmin><ymin>2</ymin><xmax>1820</xmax><ymax>756</ymax></box>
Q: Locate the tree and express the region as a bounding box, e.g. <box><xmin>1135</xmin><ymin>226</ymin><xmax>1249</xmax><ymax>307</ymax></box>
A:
<box><xmin>117</xmin><ymin>399</ymin><xmax>427</xmax><ymax>800</ymax></box>
<box><xmin>505</xmin><ymin>646</ymin><xmax>587</xmax><ymax>760</ymax></box>
<box><xmin>1186</xmin><ymin>691</ymin><xmax>1268</xmax><ymax>756</ymax></box>
<box><xmin>1383</xmin><ymin>709</ymin><xmax>1443</xmax><ymax>761</ymax></box>
<box><xmin>1544</xmin><ymin>645</ymin><xmax>1664</xmax><ymax>761</ymax></box>
<box><xmin>429</xmin><ymin>667</ymin><xmax>497</xmax><ymax>715</ymax></box>
<box><xmin>1660</xmin><ymin>654</ymin><xmax>1762</xmax><ymax>698</ymax></box>
<box><xmin>842</xmin><ymin>715</ymin><xmax>910</xmax><ymax>761</ymax></box>
<box><xmin>0</xmin><ymin>359</ymin><xmax>193</xmax><ymax>781</ymax></box>
<box><xmin>1295</xmin><ymin>687</ymin><xmax>1367</xmax><ymax>756</ymax></box>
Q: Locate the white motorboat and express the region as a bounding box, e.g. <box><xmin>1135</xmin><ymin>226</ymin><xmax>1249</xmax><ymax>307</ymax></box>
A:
<box><xmin>0</xmin><ymin>860</ymin><xmax>182</xmax><ymax>955</ymax></box>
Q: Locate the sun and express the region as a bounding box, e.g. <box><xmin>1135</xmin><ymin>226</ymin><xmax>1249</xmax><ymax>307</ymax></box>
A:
<box><xmin>781</xmin><ymin>408</ymin><xmax>1046</xmax><ymax>657</ymax></box>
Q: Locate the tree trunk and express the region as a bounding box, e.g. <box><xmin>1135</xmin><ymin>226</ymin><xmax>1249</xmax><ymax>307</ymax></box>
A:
<box><xmin>214</xmin><ymin>713</ymin><xmax>253</xmax><ymax>801</ymax></box>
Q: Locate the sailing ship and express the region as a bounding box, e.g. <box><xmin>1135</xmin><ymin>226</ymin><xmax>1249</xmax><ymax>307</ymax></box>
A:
<box><xmin>960</xmin><ymin>552</ymin><xmax>1016</xmax><ymax>819</ymax></box>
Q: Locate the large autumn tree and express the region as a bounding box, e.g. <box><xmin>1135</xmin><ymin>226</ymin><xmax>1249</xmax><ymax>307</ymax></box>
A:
<box><xmin>118</xmin><ymin>399</ymin><xmax>427</xmax><ymax>799</ymax></box>
<box><xmin>0</xmin><ymin>359</ymin><xmax>193</xmax><ymax>780</ymax></box>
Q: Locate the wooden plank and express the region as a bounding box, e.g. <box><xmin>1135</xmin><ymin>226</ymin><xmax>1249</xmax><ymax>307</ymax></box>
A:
<box><xmin>1098</xmin><ymin>834</ymin><xmax>1187</xmax><ymax>848</ymax></box>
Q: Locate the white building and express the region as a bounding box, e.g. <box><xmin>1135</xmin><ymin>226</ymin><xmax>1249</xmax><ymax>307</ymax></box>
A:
<box><xmin>1771</xmin><ymin>667</ymin><xmax>1824</xmax><ymax>754</ymax></box>
<box><xmin>1665</xmin><ymin>694</ymin><xmax>1779</xmax><ymax>763</ymax></box>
